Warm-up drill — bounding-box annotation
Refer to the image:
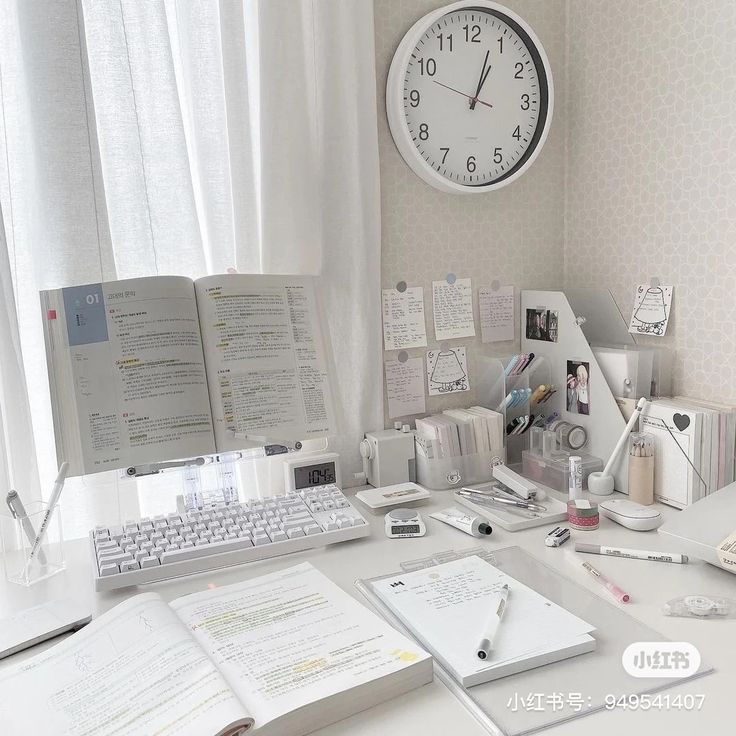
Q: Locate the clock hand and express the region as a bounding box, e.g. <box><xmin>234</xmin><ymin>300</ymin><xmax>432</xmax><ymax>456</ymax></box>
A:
<box><xmin>432</xmin><ymin>79</ymin><xmax>493</xmax><ymax>108</ymax></box>
<box><xmin>469</xmin><ymin>49</ymin><xmax>490</xmax><ymax>110</ymax></box>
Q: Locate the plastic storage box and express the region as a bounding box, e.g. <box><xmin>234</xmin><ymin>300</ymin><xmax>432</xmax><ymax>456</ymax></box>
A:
<box><xmin>522</xmin><ymin>449</ymin><xmax>603</xmax><ymax>493</ymax></box>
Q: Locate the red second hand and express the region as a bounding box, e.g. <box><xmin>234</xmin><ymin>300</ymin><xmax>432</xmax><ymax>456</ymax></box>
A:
<box><xmin>432</xmin><ymin>80</ymin><xmax>493</xmax><ymax>108</ymax></box>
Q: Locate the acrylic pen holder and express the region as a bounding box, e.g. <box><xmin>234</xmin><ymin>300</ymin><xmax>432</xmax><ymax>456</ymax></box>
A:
<box><xmin>0</xmin><ymin>501</ymin><xmax>65</xmax><ymax>586</ymax></box>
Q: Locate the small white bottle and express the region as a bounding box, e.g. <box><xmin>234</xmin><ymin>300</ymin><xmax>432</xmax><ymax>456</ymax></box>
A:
<box><xmin>568</xmin><ymin>455</ymin><xmax>583</xmax><ymax>501</ymax></box>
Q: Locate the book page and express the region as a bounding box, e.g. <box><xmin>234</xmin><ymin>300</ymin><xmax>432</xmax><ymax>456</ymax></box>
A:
<box><xmin>194</xmin><ymin>275</ymin><xmax>334</xmax><ymax>449</ymax></box>
<box><xmin>170</xmin><ymin>563</ymin><xmax>430</xmax><ymax>729</ymax></box>
<box><xmin>41</xmin><ymin>276</ymin><xmax>215</xmax><ymax>476</ymax></box>
<box><xmin>0</xmin><ymin>594</ymin><xmax>253</xmax><ymax>736</ymax></box>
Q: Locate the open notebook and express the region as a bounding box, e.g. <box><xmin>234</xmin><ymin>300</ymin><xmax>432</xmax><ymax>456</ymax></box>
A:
<box><xmin>369</xmin><ymin>555</ymin><xmax>595</xmax><ymax>687</ymax></box>
<box><xmin>0</xmin><ymin>563</ymin><xmax>432</xmax><ymax>736</ymax></box>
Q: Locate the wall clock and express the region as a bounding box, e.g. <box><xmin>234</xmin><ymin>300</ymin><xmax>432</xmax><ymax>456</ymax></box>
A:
<box><xmin>386</xmin><ymin>0</ymin><xmax>554</xmax><ymax>194</ymax></box>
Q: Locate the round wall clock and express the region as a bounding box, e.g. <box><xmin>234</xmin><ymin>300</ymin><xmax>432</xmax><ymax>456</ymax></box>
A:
<box><xmin>386</xmin><ymin>0</ymin><xmax>554</xmax><ymax>194</ymax></box>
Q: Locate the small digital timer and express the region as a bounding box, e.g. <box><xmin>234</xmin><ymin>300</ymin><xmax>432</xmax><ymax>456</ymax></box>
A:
<box><xmin>385</xmin><ymin>508</ymin><xmax>427</xmax><ymax>539</ymax></box>
<box><xmin>283</xmin><ymin>452</ymin><xmax>342</xmax><ymax>492</ymax></box>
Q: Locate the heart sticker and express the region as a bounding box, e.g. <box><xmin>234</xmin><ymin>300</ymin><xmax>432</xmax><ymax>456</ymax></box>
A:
<box><xmin>673</xmin><ymin>413</ymin><xmax>690</xmax><ymax>431</ymax></box>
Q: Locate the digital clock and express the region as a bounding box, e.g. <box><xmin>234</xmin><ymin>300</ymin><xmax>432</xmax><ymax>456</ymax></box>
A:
<box><xmin>385</xmin><ymin>508</ymin><xmax>427</xmax><ymax>539</ymax></box>
<box><xmin>283</xmin><ymin>452</ymin><xmax>342</xmax><ymax>493</ymax></box>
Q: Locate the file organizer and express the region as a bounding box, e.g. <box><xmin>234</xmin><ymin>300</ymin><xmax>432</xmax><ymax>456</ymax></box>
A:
<box><xmin>356</xmin><ymin>546</ymin><xmax>713</xmax><ymax>736</ymax></box>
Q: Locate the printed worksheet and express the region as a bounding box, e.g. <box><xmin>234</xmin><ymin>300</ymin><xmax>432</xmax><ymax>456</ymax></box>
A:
<box><xmin>385</xmin><ymin>357</ymin><xmax>426</xmax><ymax>418</ymax></box>
<box><xmin>382</xmin><ymin>287</ymin><xmax>427</xmax><ymax>350</ymax></box>
<box><xmin>432</xmin><ymin>278</ymin><xmax>476</xmax><ymax>340</ymax></box>
<box><xmin>479</xmin><ymin>285</ymin><xmax>515</xmax><ymax>343</ymax></box>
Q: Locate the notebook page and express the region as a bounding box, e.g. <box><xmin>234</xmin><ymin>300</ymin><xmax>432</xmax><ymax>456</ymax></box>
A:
<box><xmin>170</xmin><ymin>562</ymin><xmax>430</xmax><ymax>729</ymax></box>
<box><xmin>370</xmin><ymin>555</ymin><xmax>595</xmax><ymax>681</ymax></box>
<box><xmin>0</xmin><ymin>593</ymin><xmax>252</xmax><ymax>736</ymax></box>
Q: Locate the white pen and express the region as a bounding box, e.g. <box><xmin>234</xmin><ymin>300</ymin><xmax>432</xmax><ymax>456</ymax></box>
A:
<box><xmin>24</xmin><ymin>462</ymin><xmax>68</xmax><ymax>570</ymax></box>
<box><xmin>5</xmin><ymin>491</ymin><xmax>46</xmax><ymax>564</ymax></box>
<box><xmin>476</xmin><ymin>584</ymin><xmax>510</xmax><ymax>660</ymax></box>
<box><xmin>576</xmin><ymin>543</ymin><xmax>688</xmax><ymax>565</ymax></box>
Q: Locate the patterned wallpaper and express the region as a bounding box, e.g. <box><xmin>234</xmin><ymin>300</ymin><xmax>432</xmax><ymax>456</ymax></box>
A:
<box><xmin>374</xmin><ymin>0</ymin><xmax>567</xmax><ymax>419</ymax></box>
<box><xmin>565</xmin><ymin>0</ymin><xmax>736</xmax><ymax>403</ymax></box>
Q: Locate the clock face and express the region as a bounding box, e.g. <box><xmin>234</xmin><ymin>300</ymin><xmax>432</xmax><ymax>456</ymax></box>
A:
<box><xmin>387</xmin><ymin>2</ymin><xmax>553</xmax><ymax>193</ymax></box>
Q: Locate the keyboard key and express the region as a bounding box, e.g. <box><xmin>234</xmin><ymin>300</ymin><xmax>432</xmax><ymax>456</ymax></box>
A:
<box><xmin>99</xmin><ymin>563</ymin><xmax>119</xmax><ymax>576</ymax></box>
<box><xmin>304</xmin><ymin>524</ymin><xmax>321</xmax><ymax>535</ymax></box>
<box><xmin>270</xmin><ymin>530</ymin><xmax>288</xmax><ymax>542</ymax></box>
<box><xmin>120</xmin><ymin>560</ymin><xmax>140</xmax><ymax>572</ymax></box>
<box><xmin>161</xmin><ymin>537</ymin><xmax>253</xmax><ymax>564</ymax></box>
<box><xmin>140</xmin><ymin>557</ymin><xmax>159</xmax><ymax>568</ymax></box>
<box><xmin>286</xmin><ymin>528</ymin><xmax>305</xmax><ymax>539</ymax></box>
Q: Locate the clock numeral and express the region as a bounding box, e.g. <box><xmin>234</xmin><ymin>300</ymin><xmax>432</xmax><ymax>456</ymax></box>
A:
<box><xmin>437</xmin><ymin>33</ymin><xmax>453</xmax><ymax>52</ymax></box>
<box><xmin>520</xmin><ymin>94</ymin><xmax>530</xmax><ymax>110</ymax></box>
<box><xmin>493</xmin><ymin>147</ymin><xmax>503</xmax><ymax>164</ymax></box>
<box><xmin>512</xmin><ymin>125</ymin><xmax>521</xmax><ymax>141</ymax></box>
<box><xmin>514</xmin><ymin>62</ymin><xmax>524</xmax><ymax>79</ymax></box>
<box><xmin>440</xmin><ymin>147</ymin><xmax>450</xmax><ymax>164</ymax></box>
<box><xmin>466</xmin><ymin>155</ymin><xmax>476</xmax><ymax>172</ymax></box>
<box><xmin>409</xmin><ymin>90</ymin><xmax>420</xmax><ymax>107</ymax></box>
<box><xmin>418</xmin><ymin>58</ymin><xmax>436</xmax><ymax>76</ymax></box>
<box><xmin>497</xmin><ymin>36</ymin><xmax>503</xmax><ymax>53</ymax></box>
<box><xmin>463</xmin><ymin>24</ymin><xmax>481</xmax><ymax>43</ymax></box>
<box><xmin>419</xmin><ymin>123</ymin><xmax>429</xmax><ymax>141</ymax></box>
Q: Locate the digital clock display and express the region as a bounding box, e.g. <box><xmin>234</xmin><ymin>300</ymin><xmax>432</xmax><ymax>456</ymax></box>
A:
<box><xmin>294</xmin><ymin>461</ymin><xmax>337</xmax><ymax>489</ymax></box>
<box><xmin>391</xmin><ymin>525</ymin><xmax>421</xmax><ymax>534</ymax></box>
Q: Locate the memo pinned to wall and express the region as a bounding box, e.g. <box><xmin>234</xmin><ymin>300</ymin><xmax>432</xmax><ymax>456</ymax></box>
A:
<box><xmin>432</xmin><ymin>275</ymin><xmax>475</xmax><ymax>341</ymax></box>
<box><xmin>629</xmin><ymin>279</ymin><xmax>673</xmax><ymax>337</ymax></box>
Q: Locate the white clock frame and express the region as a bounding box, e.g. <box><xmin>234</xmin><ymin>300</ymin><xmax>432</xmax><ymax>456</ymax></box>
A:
<box><xmin>386</xmin><ymin>0</ymin><xmax>554</xmax><ymax>194</ymax></box>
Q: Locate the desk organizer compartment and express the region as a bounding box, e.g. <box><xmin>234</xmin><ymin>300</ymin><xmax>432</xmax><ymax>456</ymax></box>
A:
<box><xmin>522</xmin><ymin>448</ymin><xmax>602</xmax><ymax>493</ymax></box>
<box><xmin>415</xmin><ymin>448</ymin><xmax>501</xmax><ymax>491</ymax></box>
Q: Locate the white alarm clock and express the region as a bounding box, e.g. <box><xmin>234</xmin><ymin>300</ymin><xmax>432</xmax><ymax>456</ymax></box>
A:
<box><xmin>386</xmin><ymin>0</ymin><xmax>553</xmax><ymax>193</ymax></box>
<box><xmin>385</xmin><ymin>508</ymin><xmax>427</xmax><ymax>539</ymax></box>
<box><xmin>283</xmin><ymin>452</ymin><xmax>342</xmax><ymax>493</ymax></box>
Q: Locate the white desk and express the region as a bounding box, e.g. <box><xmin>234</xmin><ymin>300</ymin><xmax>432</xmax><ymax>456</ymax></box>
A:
<box><xmin>1</xmin><ymin>489</ymin><xmax>733</xmax><ymax>736</ymax></box>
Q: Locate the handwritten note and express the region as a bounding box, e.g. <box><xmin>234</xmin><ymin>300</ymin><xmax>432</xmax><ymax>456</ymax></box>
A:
<box><xmin>382</xmin><ymin>287</ymin><xmax>428</xmax><ymax>351</ymax></box>
<box><xmin>426</xmin><ymin>347</ymin><xmax>469</xmax><ymax>396</ymax></box>
<box><xmin>385</xmin><ymin>358</ymin><xmax>426</xmax><ymax>418</ymax></box>
<box><xmin>479</xmin><ymin>285</ymin><xmax>514</xmax><ymax>343</ymax></box>
<box><xmin>629</xmin><ymin>284</ymin><xmax>673</xmax><ymax>337</ymax></box>
<box><xmin>432</xmin><ymin>278</ymin><xmax>475</xmax><ymax>341</ymax></box>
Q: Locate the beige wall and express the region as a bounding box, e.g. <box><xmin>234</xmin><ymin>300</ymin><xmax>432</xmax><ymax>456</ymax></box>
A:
<box><xmin>565</xmin><ymin>1</ymin><xmax>736</xmax><ymax>403</ymax></box>
<box><xmin>374</xmin><ymin>0</ymin><xmax>568</xmax><ymax>418</ymax></box>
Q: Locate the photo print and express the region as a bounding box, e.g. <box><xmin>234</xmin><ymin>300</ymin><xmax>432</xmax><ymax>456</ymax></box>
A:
<box><xmin>566</xmin><ymin>359</ymin><xmax>590</xmax><ymax>415</ymax></box>
<box><xmin>526</xmin><ymin>308</ymin><xmax>558</xmax><ymax>342</ymax></box>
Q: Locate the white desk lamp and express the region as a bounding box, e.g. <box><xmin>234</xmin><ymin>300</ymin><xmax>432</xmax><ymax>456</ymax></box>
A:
<box><xmin>588</xmin><ymin>397</ymin><xmax>648</xmax><ymax>495</ymax></box>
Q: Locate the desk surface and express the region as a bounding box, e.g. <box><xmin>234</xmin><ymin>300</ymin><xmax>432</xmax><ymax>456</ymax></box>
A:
<box><xmin>1</xmin><ymin>488</ymin><xmax>733</xmax><ymax>736</ymax></box>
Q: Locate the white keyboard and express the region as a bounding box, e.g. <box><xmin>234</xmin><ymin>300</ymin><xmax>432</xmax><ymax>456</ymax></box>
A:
<box><xmin>89</xmin><ymin>484</ymin><xmax>369</xmax><ymax>591</ymax></box>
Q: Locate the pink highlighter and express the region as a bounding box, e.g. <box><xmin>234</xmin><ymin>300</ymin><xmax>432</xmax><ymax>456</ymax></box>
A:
<box><xmin>582</xmin><ymin>561</ymin><xmax>631</xmax><ymax>603</ymax></box>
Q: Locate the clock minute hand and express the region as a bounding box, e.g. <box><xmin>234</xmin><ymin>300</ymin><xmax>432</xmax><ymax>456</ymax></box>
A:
<box><xmin>432</xmin><ymin>80</ymin><xmax>493</xmax><ymax>108</ymax></box>
<box><xmin>470</xmin><ymin>49</ymin><xmax>490</xmax><ymax>110</ymax></box>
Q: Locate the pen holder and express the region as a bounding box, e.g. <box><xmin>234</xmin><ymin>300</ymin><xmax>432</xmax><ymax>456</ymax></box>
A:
<box><xmin>0</xmin><ymin>501</ymin><xmax>65</xmax><ymax>586</ymax></box>
<box><xmin>628</xmin><ymin>432</ymin><xmax>654</xmax><ymax>506</ymax></box>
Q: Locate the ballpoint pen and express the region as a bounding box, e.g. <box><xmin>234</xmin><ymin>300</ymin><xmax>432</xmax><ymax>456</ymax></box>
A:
<box><xmin>458</xmin><ymin>488</ymin><xmax>547</xmax><ymax>513</ymax></box>
<box><xmin>582</xmin><ymin>561</ymin><xmax>630</xmax><ymax>603</ymax></box>
<box><xmin>5</xmin><ymin>491</ymin><xmax>46</xmax><ymax>564</ymax></box>
<box><xmin>23</xmin><ymin>462</ymin><xmax>69</xmax><ymax>573</ymax></box>
<box><xmin>476</xmin><ymin>585</ymin><xmax>510</xmax><ymax>660</ymax></box>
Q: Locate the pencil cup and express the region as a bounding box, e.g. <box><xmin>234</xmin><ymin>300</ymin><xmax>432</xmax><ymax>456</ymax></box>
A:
<box><xmin>628</xmin><ymin>433</ymin><xmax>654</xmax><ymax>506</ymax></box>
<box><xmin>0</xmin><ymin>501</ymin><xmax>65</xmax><ymax>586</ymax></box>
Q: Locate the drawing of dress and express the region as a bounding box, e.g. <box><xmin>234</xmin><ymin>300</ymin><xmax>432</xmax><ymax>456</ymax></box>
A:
<box><xmin>632</xmin><ymin>287</ymin><xmax>668</xmax><ymax>335</ymax></box>
<box><xmin>430</xmin><ymin>350</ymin><xmax>467</xmax><ymax>392</ymax></box>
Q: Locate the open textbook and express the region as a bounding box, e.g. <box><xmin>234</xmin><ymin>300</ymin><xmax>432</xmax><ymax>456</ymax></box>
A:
<box><xmin>41</xmin><ymin>274</ymin><xmax>335</xmax><ymax>476</ymax></box>
<box><xmin>0</xmin><ymin>563</ymin><xmax>432</xmax><ymax>736</ymax></box>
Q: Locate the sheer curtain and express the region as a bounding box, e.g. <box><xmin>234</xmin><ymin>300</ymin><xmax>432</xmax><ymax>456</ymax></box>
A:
<box><xmin>0</xmin><ymin>0</ymin><xmax>382</xmax><ymax>538</ymax></box>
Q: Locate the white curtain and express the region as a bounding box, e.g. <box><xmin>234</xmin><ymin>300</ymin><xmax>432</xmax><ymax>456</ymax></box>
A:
<box><xmin>0</xmin><ymin>0</ymin><xmax>382</xmax><ymax>539</ymax></box>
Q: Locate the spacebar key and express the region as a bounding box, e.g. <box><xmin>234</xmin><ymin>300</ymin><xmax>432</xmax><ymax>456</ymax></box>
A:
<box><xmin>160</xmin><ymin>537</ymin><xmax>253</xmax><ymax>564</ymax></box>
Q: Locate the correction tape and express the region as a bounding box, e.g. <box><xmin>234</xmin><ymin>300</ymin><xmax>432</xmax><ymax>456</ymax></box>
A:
<box><xmin>663</xmin><ymin>595</ymin><xmax>736</xmax><ymax>619</ymax></box>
